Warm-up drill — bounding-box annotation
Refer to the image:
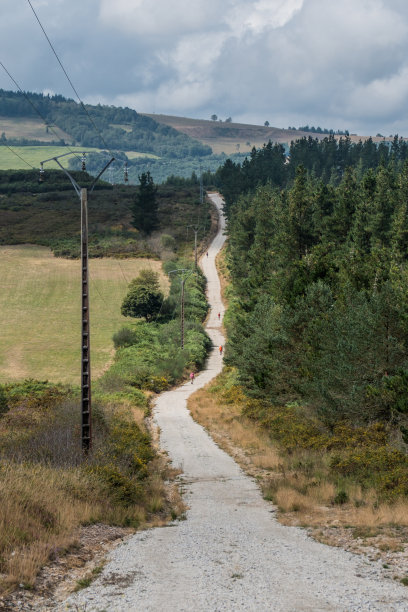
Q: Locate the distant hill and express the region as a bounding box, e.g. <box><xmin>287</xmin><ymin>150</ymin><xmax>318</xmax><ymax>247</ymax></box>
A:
<box><xmin>143</xmin><ymin>113</ymin><xmax>393</xmax><ymax>155</ymax></box>
<box><xmin>0</xmin><ymin>89</ymin><xmax>212</xmax><ymax>158</ymax></box>
<box><xmin>0</xmin><ymin>88</ymin><xmax>396</xmax><ymax>183</ymax></box>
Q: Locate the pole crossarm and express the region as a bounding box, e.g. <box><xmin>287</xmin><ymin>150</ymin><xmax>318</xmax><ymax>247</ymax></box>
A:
<box><xmin>53</xmin><ymin>158</ymin><xmax>81</xmax><ymax>197</ymax></box>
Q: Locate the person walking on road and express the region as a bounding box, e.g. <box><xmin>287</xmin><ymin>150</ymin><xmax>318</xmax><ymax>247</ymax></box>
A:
<box><xmin>219</xmin><ymin>345</ymin><xmax>223</xmax><ymax>355</ymax></box>
<box><xmin>190</xmin><ymin>371</ymin><xmax>195</xmax><ymax>384</ymax></box>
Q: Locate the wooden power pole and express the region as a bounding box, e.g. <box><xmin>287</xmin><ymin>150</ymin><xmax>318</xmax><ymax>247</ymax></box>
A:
<box><xmin>81</xmin><ymin>188</ymin><xmax>91</xmax><ymax>452</ymax></box>
<box><xmin>40</xmin><ymin>152</ymin><xmax>114</xmax><ymax>454</ymax></box>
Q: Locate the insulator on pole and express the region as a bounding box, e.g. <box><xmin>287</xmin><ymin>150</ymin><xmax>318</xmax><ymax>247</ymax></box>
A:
<box><xmin>124</xmin><ymin>162</ymin><xmax>129</xmax><ymax>183</ymax></box>
<box><xmin>39</xmin><ymin>162</ymin><xmax>45</xmax><ymax>183</ymax></box>
<box><xmin>81</xmin><ymin>152</ymin><xmax>86</xmax><ymax>172</ymax></box>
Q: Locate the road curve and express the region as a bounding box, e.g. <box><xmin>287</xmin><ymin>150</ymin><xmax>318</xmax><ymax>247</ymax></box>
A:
<box><xmin>63</xmin><ymin>193</ymin><xmax>408</xmax><ymax>611</ymax></box>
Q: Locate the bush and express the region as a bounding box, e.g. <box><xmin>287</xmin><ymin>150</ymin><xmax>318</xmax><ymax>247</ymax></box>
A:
<box><xmin>0</xmin><ymin>386</ymin><xmax>8</xmax><ymax>416</ymax></box>
<box><xmin>112</xmin><ymin>326</ymin><xmax>139</xmax><ymax>349</ymax></box>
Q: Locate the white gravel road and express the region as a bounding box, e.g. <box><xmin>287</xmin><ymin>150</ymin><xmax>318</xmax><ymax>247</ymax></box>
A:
<box><xmin>63</xmin><ymin>193</ymin><xmax>408</xmax><ymax>611</ymax></box>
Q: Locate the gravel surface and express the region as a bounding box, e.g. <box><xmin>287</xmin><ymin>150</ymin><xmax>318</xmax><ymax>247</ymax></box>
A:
<box><xmin>61</xmin><ymin>193</ymin><xmax>408</xmax><ymax>611</ymax></box>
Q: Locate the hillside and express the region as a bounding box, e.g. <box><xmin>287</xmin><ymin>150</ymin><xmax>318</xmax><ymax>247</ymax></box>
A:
<box><xmin>144</xmin><ymin>114</ymin><xmax>307</xmax><ymax>154</ymax></box>
<box><xmin>0</xmin><ymin>88</ymin><xmax>397</xmax><ymax>183</ymax></box>
<box><xmin>143</xmin><ymin>113</ymin><xmax>391</xmax><ymax>155</ymax></box>
<box><xmin>0</xmin><ymin>89</ymin><xmax>211</xmax><ymax>158</ymax></box>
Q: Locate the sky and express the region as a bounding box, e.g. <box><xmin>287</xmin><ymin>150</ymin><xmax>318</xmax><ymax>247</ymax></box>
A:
<box><xmin>2</xmin><ymin>0</ymin><xmax>408</xmax><ymax>136</ymax></box>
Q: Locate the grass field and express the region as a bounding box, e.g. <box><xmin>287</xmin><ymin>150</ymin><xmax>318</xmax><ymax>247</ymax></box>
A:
<box><xmin>0</xmin><ymin>245</ymin><xmax>169</xmax><ymax>384</ymax></box>
<box><xmin>0</xmin><ymin>116</ymin><xmax>72</xmax><ymax>143</ymax></box>
<box><xmin>0</xmin><ymin>145</ymin><xmax>104</xmax><ymax>171</ymax></box>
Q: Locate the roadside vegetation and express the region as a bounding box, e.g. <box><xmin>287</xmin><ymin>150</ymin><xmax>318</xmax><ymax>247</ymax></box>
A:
<box><xmin>0</xmin><ymin>258</ymin><xmax>210</xmax><ymax>594</ymax></box>
<box><xmin>0</xmin><ymin>170</ymin><xmax>212</xmax><ymax>595</ymax></box>
<box><xmin>188</xmin><ymin>139</ymin><xmax>408</xmax><ymax>569</ymax></box>
<box><xmin>0</xmin><ymin>380</ymin><xmax>183</xmax><ymax>594</ymax></box>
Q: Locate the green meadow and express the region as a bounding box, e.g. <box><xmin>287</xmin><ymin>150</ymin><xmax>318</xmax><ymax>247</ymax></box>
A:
<box><xmin>0</xmin><ymin>145</ymin><xmax>102</xmax><ymax>170</ymax></box>
<box><xmin>0</xmin><ymin>245</ymin><xmax>168</xmax><ymax>384</ymax></box>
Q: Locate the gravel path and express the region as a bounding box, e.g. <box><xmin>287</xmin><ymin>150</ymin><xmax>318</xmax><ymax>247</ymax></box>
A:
<box><xmin>62</xmin><ymin>193</ymin><xmax>408</xmax><ymax>611</ymax></box>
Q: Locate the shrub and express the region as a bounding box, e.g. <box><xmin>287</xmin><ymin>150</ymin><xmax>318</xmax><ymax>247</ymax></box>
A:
<box><xmin>0</xmin><ymin>386</ymin><xmax>8</xmax><ymax>416</ymax></box>
<box><xmin>333</xmin><ymin>490</ymin><xmax>349</xmax><ymax>505</ymax></box>
<box><xmin>112</xmin><ymin>326</ymin><xmax>139</xmax><ymax>348</ymax></box>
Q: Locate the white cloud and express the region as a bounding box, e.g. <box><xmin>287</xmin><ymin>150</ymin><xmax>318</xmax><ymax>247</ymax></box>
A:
<box><xmin>2</xmin><ymin>0</ymin><xmax>408</xmax><ymax>134</ymax></box>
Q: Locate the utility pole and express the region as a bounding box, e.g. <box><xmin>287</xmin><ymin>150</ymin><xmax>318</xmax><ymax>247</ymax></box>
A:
<box><xmin>199</xmin><ymin>166</ymin><xmax>204</xmax><ymax>205</ymax></box>
<box><xmin>40</xmin><ymin>152</ymin><xmax>114</xmax><ymax>453</ymax></box>
<box><xmin>187</xmin><ymin>225</ymin><xmax>200</xmax><ymax>268</ymax></box>
<box><xmin>169</xmin><ymin>268</ymin><xmax>193</xmax><ymax>347</ymax></box>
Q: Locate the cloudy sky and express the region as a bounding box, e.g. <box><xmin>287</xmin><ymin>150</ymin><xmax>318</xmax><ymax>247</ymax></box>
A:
<box><xmin>2</xmin><ymin>0</ymin><xmax>408</xmax><ymax>135</ymax></box>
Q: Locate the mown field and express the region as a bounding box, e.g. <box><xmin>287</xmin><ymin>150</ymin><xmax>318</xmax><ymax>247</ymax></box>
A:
<box><xmin>0</xmin><ymin>116</ymin><xmax>72</xmax><ymax>142</ymax></box>
<box><xmin>0</xmin><ymin>245</ymin><xmax>168</xmax><ymax>384</ymax></box>
<box><xmin>0</xmin><ymin>145</ymin><xmax>103</xmax><ymax>170</ymax></box>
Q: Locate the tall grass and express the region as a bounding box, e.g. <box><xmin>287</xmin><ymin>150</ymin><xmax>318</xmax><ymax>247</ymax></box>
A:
<box><xmin>0</xmin><ymin>383</ymin><xmax>181</xmax><ymax>593</ymax></box>
<box><xmin>188</xmin><ymin>368</ymin><xmax>408</xmax><ymax>532</ymax></box>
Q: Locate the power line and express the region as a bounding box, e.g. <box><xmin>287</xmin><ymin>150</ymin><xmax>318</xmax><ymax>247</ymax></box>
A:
<box><xmin>117</xmin><ymin>259</ymin><xmax>130</xmax><ymax>285</ymax></box>
<box><xmin>26</xmin><ymin>0</ymin><xmax>114</xmax><ymax>157</ymax></box>
<box><xmin>0</xmin><ymin>60</ymin><xmax>81</xmax><ymax>162</ymax></box>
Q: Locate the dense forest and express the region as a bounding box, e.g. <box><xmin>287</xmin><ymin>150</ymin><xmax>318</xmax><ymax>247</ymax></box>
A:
<box><xmin>0</xmin><ymin>89</ymin><xmax>212</xmax><ymax>158</ymax></box>
<box><xmin>217</xmin><ymin>136</ymin><xmax>408</xmax><ymax>450</ymax></box>
<box><xmin>215</xmin><ymin>134</ymin><xmax>408</xmax><ymax>215</ymax></box>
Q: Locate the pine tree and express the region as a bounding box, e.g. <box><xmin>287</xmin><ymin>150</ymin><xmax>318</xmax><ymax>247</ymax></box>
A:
<box><xmin>132</xmin><ymin>171</ymin><xmax>158</xmax><ymax>234</ymax></box>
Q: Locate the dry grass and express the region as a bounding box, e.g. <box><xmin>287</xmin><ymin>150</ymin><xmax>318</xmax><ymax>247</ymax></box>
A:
<box><xmin>0</xmin><ymin>390</ymin><xmax>185</xmax><ymax>595</ymax></box>
<box><xmin>0</xmin><ymin>245</ymin><xmax>168</xmax><ymax>384</ymax></box>
<box><xmin>0</xmin><ymin>455</ymin><xmax>183</xmax><ymax>593</ymax></box>
<box><xmin>188</xmin><ymin>373</ymin><xmax>408</xmax><ymax>570</ymax></box>
<box><xmin>0</xmin><ymin>461</ymin><xmax>96</xmax><ymax>591</ymax></box>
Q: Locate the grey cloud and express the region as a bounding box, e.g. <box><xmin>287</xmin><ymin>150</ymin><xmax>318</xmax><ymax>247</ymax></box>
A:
<box><xmin>2</xmin><ymin>0</ymin><xmax>408</xmax><ymax>134</ymax></box>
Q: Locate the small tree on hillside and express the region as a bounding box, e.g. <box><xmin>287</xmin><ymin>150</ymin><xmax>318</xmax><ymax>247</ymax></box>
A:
<box><xmin>131</xmin><ymin>171</ymin><xmax>158</xmax><ymax>235</ymax></box>
<box><xmin>121</xmin><ymin>269</ymin><xmax>164</xmax><ymax>321</ymax></box>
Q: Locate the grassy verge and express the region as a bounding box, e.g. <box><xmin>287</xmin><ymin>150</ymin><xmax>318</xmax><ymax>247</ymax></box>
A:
<box><xmin>0</xmin><ymin>256</ymin><xmax>210</xmax><ymax>595</ymax></box>
<box><xmin>99</xmin><ymin>259</ymin><xmax>211</xmax><ymax>393</ymax></box>
<box><xmin>188</xmin><ymin>368</ymin><xmax>408</xmax><ymax>576</ymax></box>
<box><xmin>0</xmin><ymin>380</ymin><xmax>185</xmax><ymax>594</ymax></box>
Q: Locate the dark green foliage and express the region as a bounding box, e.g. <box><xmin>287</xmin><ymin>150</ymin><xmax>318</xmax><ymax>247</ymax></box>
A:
<box><xmin>112</xmin><ymin>327</ymin><xmax>140</xmax><ymax>349</ymax></box>
<box><xmin>132</xmin><ymin>172</ymin><xmax>158</xmax><ymax>234</ymax></box>
<box><xmin>223</xmin><ymin>157</ymin><xmax>408</xmax><ymax>437</ymax></box>
<box><xmin>0</xmin><ymin>386</ymin><xmax>8</xmax><ymax>416</ymax></box>
<box><xmin>0</xmin><ymin>177</ymin><xmax>207</xmax><ymax>258</ymax></box>
<box><xmin>121</xmin><ymin>270</ymin><xmax>164</xmax><ymax>321</ymax></box>
<box><xmin>333</xmin><ymin>490</ymin><xmax>349</xmax><ymax>505</ymax></box>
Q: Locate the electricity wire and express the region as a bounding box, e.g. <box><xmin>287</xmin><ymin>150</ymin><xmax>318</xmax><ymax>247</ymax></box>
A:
<box><xmin>26</xmin><ymin>0</ymin><xmax>115</xmax><ymax>158</ymax></box>
<box><xmin>117</xmin><ymin>259</ymin><xmax>130</xmax><ymax>285</ymax></box>
<box><xmin>0</xmin><ymin>143</ymin><xmax>35</xmax><ymax>169</ymax></box>
<box><xmin>0</xmin><ymin>60</ymin><xmax>81</xmax><ymax>162</ymax></box>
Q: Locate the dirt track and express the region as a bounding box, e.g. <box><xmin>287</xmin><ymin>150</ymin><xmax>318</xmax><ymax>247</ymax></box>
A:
<box><xmin>62</xmin><ymin>193</ymin><xmax>408</xmax><ymax>611</ymax></box>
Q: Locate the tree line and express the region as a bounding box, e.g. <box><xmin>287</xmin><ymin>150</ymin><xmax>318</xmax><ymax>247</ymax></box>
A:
<box><xmin>222</xmin><ymin>159</ymin><xmax>408</xmax><ymax>438</ymax></box>
<box><xmin>214</xmin><ymin>135</ymin><xmax>408</xmax><ymax>215</ymax></box>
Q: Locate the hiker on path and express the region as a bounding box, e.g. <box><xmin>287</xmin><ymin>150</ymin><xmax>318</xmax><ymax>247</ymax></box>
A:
<box><xmin>190</xmin><ymin>371</ymin><xmax>195</xmax><ymax>384</ymax></box>
<box><xmin>219</xmin><ymin>345</ymin><xmax>223</xmax><ymax>355</ymax></box>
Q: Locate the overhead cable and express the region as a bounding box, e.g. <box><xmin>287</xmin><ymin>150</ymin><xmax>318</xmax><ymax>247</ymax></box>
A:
<box><xmin>26</xmin><ymin>0</ymin><xmax>115</xmax><ymax>157</ymax></box>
